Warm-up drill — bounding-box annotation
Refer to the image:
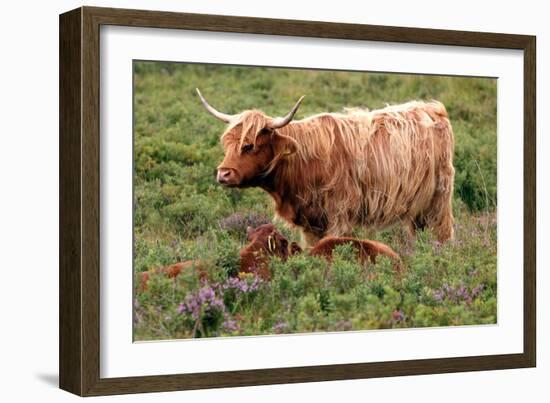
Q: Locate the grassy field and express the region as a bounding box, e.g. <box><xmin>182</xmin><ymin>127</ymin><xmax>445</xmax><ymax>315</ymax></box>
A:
<box><xmin>133</xmin><ymin>62</ymin><xmax>497</xmax><ymax>340</ymax></box>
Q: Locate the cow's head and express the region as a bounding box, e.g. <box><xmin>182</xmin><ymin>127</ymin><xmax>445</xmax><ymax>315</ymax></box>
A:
<box><xmin>197</xmin><ymin>89</ymin><xmax>304</xmax><ymax>187</ymax></box>
<box><xmin>246</xmin><ymin>224</ymin><xmax>292</xmax><ymax>261</ymax></box>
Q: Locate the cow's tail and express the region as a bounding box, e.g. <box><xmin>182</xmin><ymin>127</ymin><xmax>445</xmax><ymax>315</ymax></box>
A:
<box><xmin>366</xmin><ymin>240</ymin><xmax>400</xmax><ymax>261</ymax></box>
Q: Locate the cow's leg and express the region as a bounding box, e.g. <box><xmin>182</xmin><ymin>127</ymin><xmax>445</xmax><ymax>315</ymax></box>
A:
<box><xmin>404</xmin><ymin>219</ymin><xmax>420</xmax><ymax>238</ymax></box>
<box><xmin>427</xmin><ymin>170</ymin><xmax>455</xmax><ymax>243</ymax></box>
<box><xmin>397</xmin><ymin>219</ymin><xmax>417</xmax><ymax>254</ymax></box>
<box><xmin>405</xmin><ymin>215</ymin><xmax>427</xmax><ymax>239</ymax></box>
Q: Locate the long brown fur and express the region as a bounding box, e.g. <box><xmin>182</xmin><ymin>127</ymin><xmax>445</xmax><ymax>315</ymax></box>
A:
<box><xmin>310</xmin><ymin>236</ymin><xmax>400</xmax><ymax>265</ymax></box>
<box><xmin>217</xmin><ymin>101</ymin><xmax>455</xmax><ymax>246</ymax></box>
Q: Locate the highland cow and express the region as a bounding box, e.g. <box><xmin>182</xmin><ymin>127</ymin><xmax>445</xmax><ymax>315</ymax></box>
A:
<box><xmin>197</xmin><ymin>89</ymin><xmax>455</xmax><ymax>246</ymax></box>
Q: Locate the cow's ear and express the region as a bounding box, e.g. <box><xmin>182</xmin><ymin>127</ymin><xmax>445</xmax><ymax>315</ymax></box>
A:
<box><xmin>246</xmin><ymin>226</ymin><xmax>254</xmax><ymax>239</ymax></box>
<box><xmin>272</xmin><ymin>132</ymin><xmax>298</xmax><ymax>157</ymax></box>
<box><xmin>290</xmin><ymin>242</ymin><xmax>303</xmax><ymax>255</ymax></box>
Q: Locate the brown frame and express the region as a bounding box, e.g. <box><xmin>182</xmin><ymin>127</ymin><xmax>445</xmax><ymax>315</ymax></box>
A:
<box><xmin>59</xmin><ymin>6</ymin><xmax>536</xmax><ymax>396</ymax></box>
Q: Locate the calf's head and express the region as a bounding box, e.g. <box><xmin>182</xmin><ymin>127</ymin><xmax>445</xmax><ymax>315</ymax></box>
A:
<box><xmin>246</xmin><ymin>224</ymin><xmax>291</xmax><ymax>261</ymax></box>
<box><xmin>196</xmin><ymin>89</ymin><xmax>304</xmax><ymax>187</ymax></box>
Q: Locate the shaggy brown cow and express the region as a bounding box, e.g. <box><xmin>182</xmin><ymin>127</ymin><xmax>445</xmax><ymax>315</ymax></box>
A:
<box><xmin>197</xmin><ymin>89</ymin><xmax>455</xmax><ymax>246</ymax></box>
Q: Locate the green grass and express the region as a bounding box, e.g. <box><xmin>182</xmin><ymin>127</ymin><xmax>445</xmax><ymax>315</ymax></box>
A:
<box><xmin>133</xmin><ymin>62</ymin><xmax>497</xmax><ymax>340</ymax></box>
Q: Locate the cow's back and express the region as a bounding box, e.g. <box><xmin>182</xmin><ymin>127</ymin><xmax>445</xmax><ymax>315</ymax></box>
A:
<box><xmin>349</xmin><ymin>101</ymin><xmax>454</xmax><ymax>229</ymax></box>
<box><xmin>270</xmin><ymin>100</ymin><xmax>455</xmax><ymax>243</ymax></box>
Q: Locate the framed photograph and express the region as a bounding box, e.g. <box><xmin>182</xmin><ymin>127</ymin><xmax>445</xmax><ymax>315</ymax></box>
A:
<box><xmin>59</xmin><ymin>6</ymin><xmax>536</xmax><ymax>396</ymax></box>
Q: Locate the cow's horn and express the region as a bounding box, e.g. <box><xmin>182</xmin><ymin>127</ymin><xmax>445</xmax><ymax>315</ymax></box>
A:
<box><xmin>269</xmin><ymin>96</ymin><xmax>305</xmax><ymax>129</ymax></box>
<box><xmin>196</xmin><ymin>88</ymin><xmax>234</xmax><ymax>123</ymax></box>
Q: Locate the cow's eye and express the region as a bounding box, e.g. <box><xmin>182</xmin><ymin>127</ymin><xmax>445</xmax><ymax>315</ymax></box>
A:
<box><xmin>259</xmin><ymin>128</ymin><xmax>272</xmax><ymax>136</ymax></box>
<box><xmin>241</xmin><ymin>144</ymin><xmax>254</xmax><ymax>153</ymax></box>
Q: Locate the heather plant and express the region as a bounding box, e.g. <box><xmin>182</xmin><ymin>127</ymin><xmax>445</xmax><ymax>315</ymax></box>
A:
<box><xmin>132</xmin><ymin>62</ymin><xmax>497</xmax><ymax>340</ymax></box>
<box><xmin>178</xmin><ymin>284</ymin><xmax>225</xmax><ymax>337</ymax></box>
<box><xmin>218</xmin><ymin>212</ymin><xmax>271</xmax><ymax>241</ymax></box>
<box><xmin>330</xmin><ymin>244</ymin><xmax>364</xmax><ymax>294</ymax></box>
<box><xmin>210</xmin><ymin>230</ymin><xmax>241</xmax><ymax>279</ymax></box>
<box><xmin>221</xmin><ymin>273</ymin><xmax>263</xmax><ymax>312</ymax></box>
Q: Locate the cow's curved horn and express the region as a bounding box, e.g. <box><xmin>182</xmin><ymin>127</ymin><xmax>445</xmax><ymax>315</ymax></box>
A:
<box><xmin>196</xmin><ymin>88</ymin><xmax>234</xmax><ymax>123</ymax></box>
<box><xmin>269</xmin><ymin>96</ymin><xmax>305</xmax><ymax>129</ymax></box>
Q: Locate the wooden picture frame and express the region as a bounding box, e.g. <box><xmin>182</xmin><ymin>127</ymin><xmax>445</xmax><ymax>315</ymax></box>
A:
<box><xmin>59</xmin><ymin>6</ymin><xmax>536</xmax><ymax>396</ymax></box>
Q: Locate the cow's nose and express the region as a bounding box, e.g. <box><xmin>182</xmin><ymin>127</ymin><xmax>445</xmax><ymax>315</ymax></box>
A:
<box><xmin>217</xmin><ymin>168</ymin><xmax>236</xmax><ymax>184</ymax></box>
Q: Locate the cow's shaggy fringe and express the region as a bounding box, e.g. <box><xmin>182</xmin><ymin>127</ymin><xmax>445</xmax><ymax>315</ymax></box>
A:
<box><xmin>222</xmin><ymin>101</ymin><xmax>455</xmax><ymax>245</ymax></box>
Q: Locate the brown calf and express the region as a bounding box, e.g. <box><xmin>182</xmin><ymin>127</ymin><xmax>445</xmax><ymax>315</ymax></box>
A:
<box><xmin>139</xmin><ymin>260</ymin><xmax>206</xmax><ymax>292</ymax></box>
<box><xmin>239</xmin><ymin>224</ymin><xmax>296</xmax><ymax>280</ymax></box>
<box><xmin>240</xmin><ymin>224</ymin><xmax>401</xmax><ymax>278</ymax></box>
<box><xmin>309</xmin><ymin>236</ymin><xmax>401</xmax><ymax>267</ymax></box>
<box><xmin>139</xmin><ymin>225</ymin><xmax>400</xmax><ymax>291</ymax></box>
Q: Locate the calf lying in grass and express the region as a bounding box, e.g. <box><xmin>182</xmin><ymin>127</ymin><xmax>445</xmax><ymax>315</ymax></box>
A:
<box><xmin>238</xmin><ymin>224</ymin><xmax>300</xmax><ymax>280</ymax></box>
<box><xmin>310</xmin><ymin>236</ymin><xmax>400</xmax><ymax>264</ymax></box>
<box><xmin>139</xmin><ymin>260</ymin><xmax>208</xmax><ymax>292</ymax></box>
<box><xmin>139</xmin><ymin>224</ymin><xmax>400</xmax><ymax>290</ymax></box>
<box><xmin>241</xmin><ymin>225</ymin><xmax>401</xmax><ymax>278</ymax></box>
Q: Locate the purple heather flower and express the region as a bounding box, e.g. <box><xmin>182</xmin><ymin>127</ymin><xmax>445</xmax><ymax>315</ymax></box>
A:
<box><xmin>222</xmin><ymin>318</ymin><xmax>240</xmax><ymax>332</ymax></box>
<box><xmin>433</xmin><ymin>283</ymin><xmax>485</xmax><ymax>304</ymax></box>
<box><xmin>434</xmin><ymin>290</ymin><xmax>444</xmax><ymax>302</ymax></box>
<box><xmin>218</xmin><ymin>212</ymin><xmax>271</xmax><ymax>233</ymax></box>
<box><xmin>457</xmin><ymin>285</ymin><xmax>468</xmax><ymax>300</ymax></box>
<box><xmin>392</xmin><ymin>310</ymin><xmax>405</xmax><ymax>323</ymax></box>
<box><xmin>272</xmin><ymin>322</ymin><xmax>289</xmax><ymax>334</ymax></box>
<box><xmin>471</xmin><ymin>284</ymin><xmax>484</xmax><ymax>297</ymax></box>
<box><xmin>467</xmin><ymin>267</ymin><xmax>479</xmax><ymax>278</ymax></box>
<box><xmin>179</xmin><ymin>284</ymin><xmax>225</xmax><ymax>319</ymax></box>
<box><xmin>134</xmin><ymin>311</ymin><xmax>142</xmax><ymax>325</ymax></box>
<box><xmin>199</xmin><ymin>286</ymin><xmax>215</xmax><ymax>301</ymax></box>
<box><xmin>222</xmin><ymin>274</ymin><xmax>262</xmax><ymax>295</ymax></box>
